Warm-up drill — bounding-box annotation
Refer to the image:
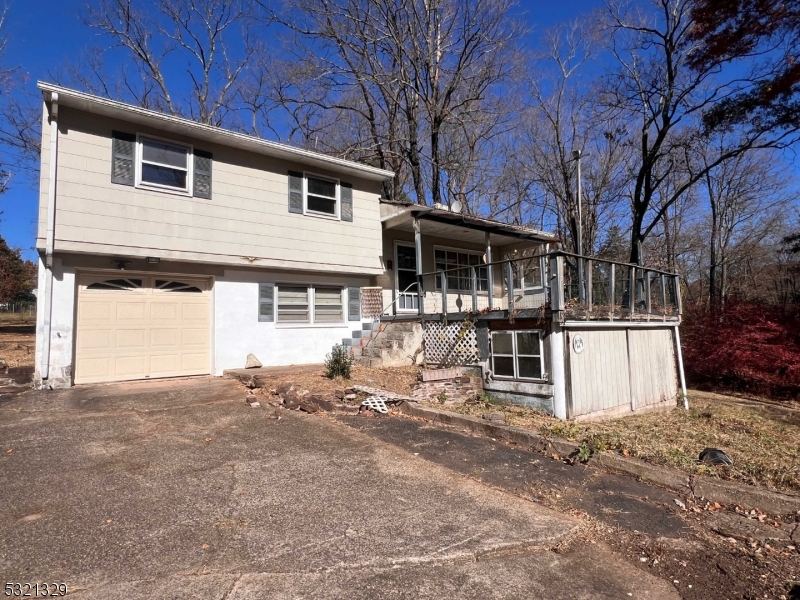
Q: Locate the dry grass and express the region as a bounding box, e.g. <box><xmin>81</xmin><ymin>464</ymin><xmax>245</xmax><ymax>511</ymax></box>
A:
<box><xmin>0</xmin><ymin>325</ymin><xmax>35</xmax><ymax>368</ymax></box>
<box><xmin>449</xmin><ymin>390</ymin><xmax>800</xmax><ymax>494</ymax></box>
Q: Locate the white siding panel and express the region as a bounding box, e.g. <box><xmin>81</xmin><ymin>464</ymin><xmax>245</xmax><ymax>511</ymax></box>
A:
<box><xmin>568</xmin><ymin>329</ymin><xmax>631</xmax><ymax>417</ymax></box>
<box><xmin>628</xmin><ymin>328</ymin><xmax>678</xmax><ymax>409</ymax></box>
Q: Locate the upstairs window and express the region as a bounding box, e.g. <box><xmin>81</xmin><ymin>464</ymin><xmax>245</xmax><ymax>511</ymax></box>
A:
<box><xmin>288</xmin><ymin>171</ymin><xmax>352</xmax><ymax>221</ymax></box>
<box><xmin>137</xmin><ymin>136</ymin><xmax>191</xmax><ymax>194</ymax></box>
<box><xmin>306</xmin><ymin>174</ymin><xmax>338</xmax><ymax>217</ymax></box>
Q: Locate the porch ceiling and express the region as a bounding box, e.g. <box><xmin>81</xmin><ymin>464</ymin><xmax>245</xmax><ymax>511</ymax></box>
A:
<box><xmin>382</xmin><ymin>207</ymin><xmax>557</xmax><ymax>247</ymax></box>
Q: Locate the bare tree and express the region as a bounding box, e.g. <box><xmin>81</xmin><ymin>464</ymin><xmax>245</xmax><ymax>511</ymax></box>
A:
<box><xmin>600</xmin><ymin>0</ymin><xmax>797</xmax><ymax>266</ymax></box>
<box><xmin>698</xmin><ymin>143</ymin><xmax>787</xmax><ymax>311</ymax></box>
<box><xmin>265</xmin><ymin>0</ymin><xmax>521</xmax><ymax>205</ymax></box>
<box><xmin>0</xmin><ymin>4</ymin><xmax>41</xmax><ymax>189</ymax></box>
<box><xmin>75</xmin><ymin>0</ymin><xmax>263</xmax><ymax>126</ymax></box>
<box><xmin>516</xmin><ymin>21</ymin><xmax>630</xmax><ymax>253</ymax></box>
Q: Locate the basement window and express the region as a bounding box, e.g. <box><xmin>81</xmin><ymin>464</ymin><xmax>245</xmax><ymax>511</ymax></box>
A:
<box><xmin>491</xmin><ymin>330</ymin><xmax>543</xmax><ymax>380</ymax></box>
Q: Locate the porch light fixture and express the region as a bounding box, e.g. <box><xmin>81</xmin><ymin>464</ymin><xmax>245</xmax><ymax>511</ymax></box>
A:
<box><xmin>146</xmin><ymin>257</ymin><xmax>160</xmax><ymax>264</ymax></box>
<box><xmin>112</xmin><ymin>259</ymin><xmax>132</xmax><ymax>270</ymax></box>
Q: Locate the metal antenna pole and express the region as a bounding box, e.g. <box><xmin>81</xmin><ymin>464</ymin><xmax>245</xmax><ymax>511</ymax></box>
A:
<box><xmin>572</xmin><ymin>149</ymin><xmax>584</xmax><ymax>303</ymax></box>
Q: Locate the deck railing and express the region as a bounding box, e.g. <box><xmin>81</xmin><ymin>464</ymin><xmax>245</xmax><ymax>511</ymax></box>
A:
<box><xmin>416</xmin><ymin>250</ymin><xmax>681</xmax><ymax>321</ymax></box>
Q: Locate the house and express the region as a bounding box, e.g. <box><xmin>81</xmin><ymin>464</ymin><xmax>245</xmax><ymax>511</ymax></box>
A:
<box><xmin>33</xmin><ymin>83</ymin><xmax>687</xmax><ymax>420</ymax></box>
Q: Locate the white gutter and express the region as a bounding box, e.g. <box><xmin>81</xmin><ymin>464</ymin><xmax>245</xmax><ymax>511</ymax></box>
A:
<box><xmin>40</xmin><ymin>92</ymin><xmax>58</xmax><ymax>381</ymax></box>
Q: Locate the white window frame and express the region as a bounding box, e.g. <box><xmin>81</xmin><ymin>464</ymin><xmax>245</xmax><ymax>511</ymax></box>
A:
<box><xmin>303</xmin><ymin>171</ymin><xmax>340</xmax><ymax>220</ymax></box>
<box><xmin>491</xmin><ymin>330</ymin><xmax>545</xmax><ymax>381</ymax></box>
<box><xmin>395</xmin><ymin>241</ymin><xmax>419</xmax><ymax>313</ymax></box>
<box><xmin>503</xmin><ymin>250</ymin><xmax>546</xmax><ymax>292</ymax></box>
<box><xmin>135</xmin><ymin>133</ymin><xmax>194</xmax><ymax>196</ymax></box>
<box><xmin>275</xmin><ymin>283</ymin><xmax>346</xmax><ymax>327</ymax></box>
<box><xmin>433</xmin><ymin>245</ymin><xmax>489</xmax><ymax>293</ymax></box>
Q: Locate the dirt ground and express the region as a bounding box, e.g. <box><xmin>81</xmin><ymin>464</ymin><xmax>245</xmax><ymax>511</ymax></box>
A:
<box><xmin>446</xmin><ymin>391</ymin><xmax>800</xmax><ymax>494</ymax></box>
<box><xmin>0</xmin><ymin>324</ymin><xmax>35</xmax><ymax>368</ymax></box>
<box><xmin>249</xmin><ymin>363</ymin><xmax>422</xmax><ymax>397</ymax></box>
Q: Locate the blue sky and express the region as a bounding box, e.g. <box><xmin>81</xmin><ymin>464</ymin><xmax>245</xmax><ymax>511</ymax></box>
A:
<box><xmin>0</xmin><ymin>0</ymin><xmax>606</xmax><ymax>261</ymax></box>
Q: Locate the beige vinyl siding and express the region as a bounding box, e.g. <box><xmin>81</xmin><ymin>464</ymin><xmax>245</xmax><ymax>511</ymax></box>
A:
<box><xmin>628</xmin><ymin>328</ymin><xmax>678</xmax><ymax>410</ymax></box>
<box><xmin>568</xmin><ymin>329</ymin><xmax>632</xmax><ymax>418</ymax></box>
<box><xmin>39</xmin><ymin>107</ymin><xmax>383</xmax><ymax>274</ymax></box>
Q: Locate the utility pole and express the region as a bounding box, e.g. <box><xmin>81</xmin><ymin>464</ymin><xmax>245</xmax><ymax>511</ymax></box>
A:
<box><xmin>572</xmin><ymin>149</ymin><xmax>584</xmax><ymax>304</ymax></box>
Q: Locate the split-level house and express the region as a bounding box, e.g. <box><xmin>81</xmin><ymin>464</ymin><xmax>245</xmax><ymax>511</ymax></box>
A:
<box><xmin>34</xmin><ymin>83</ymin><xmax>686</xmax><ymax>420</ymax></box>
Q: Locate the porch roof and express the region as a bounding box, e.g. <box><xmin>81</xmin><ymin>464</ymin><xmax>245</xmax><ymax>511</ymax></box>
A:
<box><xmin>381</xmin><ymin>205</ymin><xmax>557</xmax><ymax>247</ymax></box>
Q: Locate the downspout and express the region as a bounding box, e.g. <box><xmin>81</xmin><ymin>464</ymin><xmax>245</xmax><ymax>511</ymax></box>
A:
<box><xmin>40</xmin><ymin>92</ymin><xmax>59</xmax><ymax>381</ymax></box>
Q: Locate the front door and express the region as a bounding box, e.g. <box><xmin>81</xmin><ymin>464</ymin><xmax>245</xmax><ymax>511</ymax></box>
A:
<box><xmin>395</xmin><ymin>243</ymin><xmax>419</xmax><ymax>312</ymax></box>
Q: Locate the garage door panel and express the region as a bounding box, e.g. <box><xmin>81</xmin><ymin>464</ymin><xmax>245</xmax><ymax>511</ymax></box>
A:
<box><xmin>76</xmin><ymin>329</ymin><xmax>112</xmax><ymax>351</ymax></box>
<box><xmin>75</xmin><ymin>273</ymin><xmax>211</xmax><ymax>384</ymax></box>
<box><xmin>116</xmin><ymin>328</ymin><xmax>147</xmax><ymax>349</ymax></box>
<box><xmin>149</xmin><ymin>354</ymin><xmax>181</xmax><ymax>376</ymax></box>
<box><xmin>181</xmin><ymin>328</ymin><xmax>208</xmax><ymax>346</ymax></box>
<box><xmin>181</xmin><ymin>352</ymin><xmax>210</xmax><ymax>371</ymax></box>
<box><xmin>116</xmin><ymin>302</ymin><xmax>147</xmax><ymax>321</ymax></box>
<box><xmin>150</xmin><ymin>302</ymin><xmax>179</xmax><ymax>321</ymax></box>
<box><xmin>150</xmin><ymin>328</ymin><xmax>181</xmax><ymax>348</ymax></box>
<box><xmin>77</xmin><ymin>357</ymin><xmax>112</xmax><ymax>381</ymax></box>
<box><xmin>182</xmin><ymin>303</ymin><xmax>209</xmax><ymax>321</ymax></box>
<box><xmin>115</xmin><ymin>355</ymin><xmax>149</xmax><ymax>377</ymax></box>
<box><xmin>79</xmin><ymin>301</ymin><xmax>113</xmax><ymax>322</ymax></box>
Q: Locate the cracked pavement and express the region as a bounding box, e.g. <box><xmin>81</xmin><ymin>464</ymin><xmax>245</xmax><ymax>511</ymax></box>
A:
<box><xmin>0</xmin><ymin>378</ymin><xmax>677</xmax><ymax>599</ymax></box>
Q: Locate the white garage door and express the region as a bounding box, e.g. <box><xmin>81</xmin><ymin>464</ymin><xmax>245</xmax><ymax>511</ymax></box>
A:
<box><xmin>75</xmin><ymin>273</ymin><xmax>211</xmax><ymax>384</ymax></box>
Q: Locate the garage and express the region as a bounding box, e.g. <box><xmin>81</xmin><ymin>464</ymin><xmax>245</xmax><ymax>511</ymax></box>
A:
<box><xmin>74</xmin><ymin>273</ymin><xmax>212</xmax><ymax>384</ymax></box>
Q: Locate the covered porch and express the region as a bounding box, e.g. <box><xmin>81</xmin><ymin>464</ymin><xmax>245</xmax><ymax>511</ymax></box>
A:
<box><xmin>378</xmin><ymin>202</ymin><xmax>557</xmax><ymax>318</ymax></box>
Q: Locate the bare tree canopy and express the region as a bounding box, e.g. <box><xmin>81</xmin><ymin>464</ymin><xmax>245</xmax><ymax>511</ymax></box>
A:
<box><xmin>599</xmin><ymin>0</ymin><xmax>797</xmax><ymax>265</ymax></box>
<box><xmin>262</xmin><ymin>0</ymin><xmax>523</xmax><ymax>206</ymax></box>
<box><xmin>74</xmin><ymin>0</ymin><xmax>265</xmax><ymax>127</ymax></box>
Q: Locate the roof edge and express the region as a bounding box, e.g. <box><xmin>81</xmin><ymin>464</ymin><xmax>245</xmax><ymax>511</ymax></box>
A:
<box><xmin>38</xmin><ymin>82</ymin><xmax>396</xmax><ymax>182</ymax></box>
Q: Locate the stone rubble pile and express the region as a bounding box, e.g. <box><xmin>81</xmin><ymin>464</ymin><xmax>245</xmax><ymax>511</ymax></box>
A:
<box><xmin>411</xmin><ymin>374</ymin><xmax>482</xmax><ymax>405</ymax></box>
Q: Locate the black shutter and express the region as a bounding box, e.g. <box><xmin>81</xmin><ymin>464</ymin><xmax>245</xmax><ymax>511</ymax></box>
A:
<box><xmin>194</xmin><ymin>149</ymin><xmax>212</xmax><ymax>199</ymax></box>
<box><xmin>258</xmin><ymin>283</ymin><xmax>274</xmax><ymax>322</ymax></box>
<box><xmin>111</xmin><ymin>131</ymin><xmax>136</xmax><ymax>186</ymax></box>
<box><xmin>288</xmin><ymin>171</ymin><xmax>303</xmax><ymax>213</ymax></box>
<box><xmin>341</xmin><ymin>182</ymin><xmax>353</xmax><ymax>221</ymax></box>
<box><xmin>347</xmin><ymin>287</ymin><xmax>361</xmax><ymax>321</ymax></box>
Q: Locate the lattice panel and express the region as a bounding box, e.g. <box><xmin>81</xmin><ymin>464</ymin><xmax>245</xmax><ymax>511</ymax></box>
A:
<box><xmin>423</xmin><ymin>321</ymin><xmax>479</xmax><ymax>367</ymax></box>
<box><xmin>360</xmin><ymin>287</ymin><xmax>384</xmax><ymax>318</ymax></box>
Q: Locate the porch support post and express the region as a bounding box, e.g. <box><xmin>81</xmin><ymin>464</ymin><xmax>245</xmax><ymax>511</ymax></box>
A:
<box><xmin>485</xmin><ymin>232</ymin><xmax>494</xmax><ymax>310</ymax></box>
<box><xmin>674</xmin><ymin>325</ymin><xmax>689</xmax><ymax>410</ymax></box>
<box><xmin>414</xmin><ymin>217</ymin><xmax>424</xmax><ymax>316</ymax></box>
<box><xmin>550</xmin><ymin>323</ymin><xmax>568</xmax><ymax>420</ymax></box>
<box><xmin>586</xmin><ymin>258</ymin><xmax>593</xmax><ymax>310</ymax></box>
<box><xmin>506</xmin><ymin>260</ymin><xmax>515</xmax><ymax>313</ymax></box>
<box><xmin>609</xmin><ymin>263</ymin><xmax>615</xmax><ymax>320</ymax></box>
<box><xmin>470</xmin><ymin>267</ymin><xmax>478</xmax><ymax>312</ymax></box>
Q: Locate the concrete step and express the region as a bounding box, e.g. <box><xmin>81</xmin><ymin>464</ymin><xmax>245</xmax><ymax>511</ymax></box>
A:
<box><xmin>355</xmin><ymin>357</ymin><xmax>384</xmax><ymax>368</ymax></box>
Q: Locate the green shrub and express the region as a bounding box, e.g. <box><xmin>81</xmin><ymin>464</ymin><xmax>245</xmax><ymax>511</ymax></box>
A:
<box><xmin>325</xmin><ymin>344</ymin><xmax>354</xmax><ymax>379</ymax></box>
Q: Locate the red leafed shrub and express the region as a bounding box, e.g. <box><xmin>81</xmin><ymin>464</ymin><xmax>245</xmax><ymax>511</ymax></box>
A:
<box><xmin>681</xmin><ymin>301</ymin><xmax>800</xmax><ymax>400</ymax></box>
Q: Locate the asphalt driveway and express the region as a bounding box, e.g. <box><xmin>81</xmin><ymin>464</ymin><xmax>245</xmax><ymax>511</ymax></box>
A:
<box><xmin>0</xmin><ymin>377</ymin><xmax>677</xmax><ymax>599</ymax></box>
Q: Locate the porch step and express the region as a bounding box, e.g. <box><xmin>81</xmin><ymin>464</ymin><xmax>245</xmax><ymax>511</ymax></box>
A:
<box><xmin>337</xmin><ymin>320</ymin><xmax>423</xmax><ymax>368</ymax></box>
